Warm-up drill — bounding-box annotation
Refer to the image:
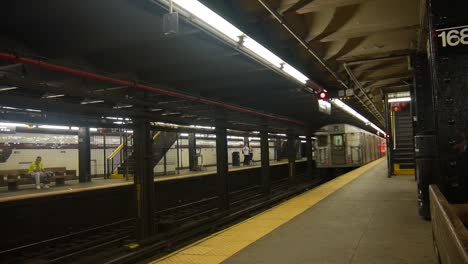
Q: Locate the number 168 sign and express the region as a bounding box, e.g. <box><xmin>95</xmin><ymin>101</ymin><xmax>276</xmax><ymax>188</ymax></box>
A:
<box><xmin>436</xmin><ymin>25</ymin><xmax>468</xmax><ymax>48</ymax></box>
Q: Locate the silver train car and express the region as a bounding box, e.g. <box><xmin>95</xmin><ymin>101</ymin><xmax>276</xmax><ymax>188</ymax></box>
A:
<box><xmin>315</xmin><ymin>124</ymin><xmax>386</xmax><ymax>168</ymax></box>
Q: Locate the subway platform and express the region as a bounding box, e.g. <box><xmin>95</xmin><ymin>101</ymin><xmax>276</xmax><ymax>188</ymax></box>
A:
<box><xmin>153</xmin><ymin>158</ymin><xmax>437</xmax><ymax>264</ymax></box>
<box><xmin>0</xmin><ymin>160</ymin><xmax>299</xmax><ymax>203</ymax></box>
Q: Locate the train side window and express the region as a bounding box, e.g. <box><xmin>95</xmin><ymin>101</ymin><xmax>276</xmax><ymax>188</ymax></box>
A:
<box><xmin>317</xmin><ymin>135</ymin><xmax>327</xmax><ymax>147</ymax></box>
<box><xmin>332</xmin><ymin>135</ymin><xmax>343</xmax><ymax>146</ymax></box>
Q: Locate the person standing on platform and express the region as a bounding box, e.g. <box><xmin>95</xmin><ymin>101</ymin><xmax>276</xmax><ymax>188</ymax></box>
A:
<box><xmin>249</xmin><ymin>146</ymin><xmax>254</xmax><ymax>165</ymax></box>
<box><xmin>28</xmin><ymin>156</ymin><xmax>49</xmax><ymax>189</ymax></box>
<box><xmin>243</xmin><ymin>144</ymin><xmax>250</xmax><ymax>165</ymax></box>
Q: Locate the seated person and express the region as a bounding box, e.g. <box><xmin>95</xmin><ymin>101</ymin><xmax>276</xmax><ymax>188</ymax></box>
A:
<box><xmin>28</xmin><ymin>156</ymin><xmax>50</xmax><ymax>189</ymax></box>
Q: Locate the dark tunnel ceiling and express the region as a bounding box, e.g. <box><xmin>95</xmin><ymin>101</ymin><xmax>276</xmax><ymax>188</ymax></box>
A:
<box><xmin>0</xmin><ymin>0</ymin><xmax>385</xmax><ymax>134</ymax></box>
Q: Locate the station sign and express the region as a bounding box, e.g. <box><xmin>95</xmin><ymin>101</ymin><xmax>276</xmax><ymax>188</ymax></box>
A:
<box><xmin>0</xmin><ymin>126</ymin><xmax>15</xmax><ymax>134</ymax></box>
<box><xmin>318</xmin><ymin>99</ymin><xmax>331</xmax><ymax>115</ymax></box>
<box><xmin>435</xmin><ymin>24</ymin><xmax>468</xmax><ymax>53</ymax></box>
<box><xmin>390</xmin><ymin>102</ymin><xmax>408</xmax><ymax>112</ymax></box>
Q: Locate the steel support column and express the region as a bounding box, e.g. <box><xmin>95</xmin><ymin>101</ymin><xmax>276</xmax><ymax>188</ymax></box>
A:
<box><xmin>134</xmin><ymin>120</ymin><xmax>156</xmax><ymax>239</ymax></box>
<box><xmin>188</xmin><ymin>133</ymin><xmax>196</xmax><ymax>171</ymax></box>
<box><xmin>305</xmin><ymin>136</ymin><xmax>314</xmax><ymax>178</ymax></box>
<box><xmin>216</xmin><ymin>127</ymin><xmax>229</xmax><ymax>210</ymax></box>
<box><xmin>78</xmin><ymin>127</ymin><xmax>91</xmax><ymax>183</ymax></box>
<box><xmin>260</xmin><ymin>131</ymin><xmax>271</xmax><ymax>194</ymax></box>
<box><xmin>287</xmin><ymin>135</ymin><xmax>297</xmax><ymax>180</ymax></box>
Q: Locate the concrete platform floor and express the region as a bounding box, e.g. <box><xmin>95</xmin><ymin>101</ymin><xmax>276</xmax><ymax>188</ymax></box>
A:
<box><xmin>223</xmin><ymin>161</ymin><xmax>436</xmax><ymax>264</ymax></box>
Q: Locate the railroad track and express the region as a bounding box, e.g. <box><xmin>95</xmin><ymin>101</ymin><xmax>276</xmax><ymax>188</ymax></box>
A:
<box><xmin>0</xmin><ymin>175</ymin><xmax>326</xmax><ymax>263</ymax></box>
<box><xmin>0</xmin><ymin>219</ymin><xmax>134</xmax><ymax>264</ymax></box>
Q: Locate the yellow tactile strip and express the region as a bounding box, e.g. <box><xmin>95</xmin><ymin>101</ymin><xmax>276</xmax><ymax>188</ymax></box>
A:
<box><xmin>151</xmin><ymin>157</ymin><xmax>385</xmax><ymax>264</ymax></box>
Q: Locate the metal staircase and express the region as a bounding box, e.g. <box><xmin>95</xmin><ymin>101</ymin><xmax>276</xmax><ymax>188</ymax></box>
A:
<box><xmin>109</xmin><ymin>131</ymin><xmax>178</xmax><ymax>178</ymax></box>
<box><xmin>391</xmin><ymin>108</ymin><xmax>415</xmax><ymax>173</ymax></box>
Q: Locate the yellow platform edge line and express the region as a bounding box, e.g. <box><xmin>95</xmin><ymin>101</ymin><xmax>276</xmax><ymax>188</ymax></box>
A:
<box><xmin>393</xmin><ymin>163</ymin><xmax>415</xmax><ymax>176</ymax></box>
<box><xmin>151</xmin><ymin>157</ymin><xmax>386</xmax><ymax>264</ymax></box>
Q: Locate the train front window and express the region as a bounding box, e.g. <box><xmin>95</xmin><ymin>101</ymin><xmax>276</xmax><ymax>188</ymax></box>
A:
<box><xmin>332</xmin><ymin>135</ymin><xmax>343</xmax><ymax>146</ymax></box>
<box><xmin>317</xmin><ymin>135</ymin><xmax>327</xmax><ymax>147</ymax></box>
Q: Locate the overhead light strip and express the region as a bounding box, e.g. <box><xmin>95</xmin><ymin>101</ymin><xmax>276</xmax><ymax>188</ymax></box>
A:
<box><xmin>163</xmin><ymin>0</ymin><xmax>309</xmax><ymax>85</ymax></box>
<box><xmin>388</xmin><ymin>97</ymin><xmax>411</xmax><ymax>103</ymax></box>
<box><xmin>331</xmin><ymin>99</ymin><xmax>386</xmax><ymax>136</ymax></box>
<box><xmin>0</xmin><ymin>87</ymin><xmax>18</xmax><ymax>91</ymax></box>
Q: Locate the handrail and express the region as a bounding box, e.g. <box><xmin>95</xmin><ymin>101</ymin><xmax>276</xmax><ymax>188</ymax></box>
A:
<box><xmin>107</xmin><ymin>134</ymin><xmax>133</xmax><ymax>160</ymax></box>
<box><xmin>107</xmin><ymin>131</ymin><xmax>160</xmax><ymax>160</ymax></box>
<box><xmin>153</xmin><ymin>131</ymin><xmax>161</xmax><ymax>140</ymax></box>
<box><xmin>107</xmin><ymin>144</ymin><xmax>125</xmax><ymax>160</ymax></box>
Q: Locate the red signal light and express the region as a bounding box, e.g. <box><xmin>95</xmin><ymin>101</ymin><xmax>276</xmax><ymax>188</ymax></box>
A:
<box><xmin>318</xmin><ymin>91</ymin><xmax>329</xmax><ymax>100</ymax></box>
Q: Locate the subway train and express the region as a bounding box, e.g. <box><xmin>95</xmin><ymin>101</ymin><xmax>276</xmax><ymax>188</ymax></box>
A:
<box><xmin>314</xmin><ymin>124</ymin><xmax>386</xmax><ymax>168</ymax></box>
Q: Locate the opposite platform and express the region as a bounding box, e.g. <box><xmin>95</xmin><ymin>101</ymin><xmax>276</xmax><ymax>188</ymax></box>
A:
<box><xmin>152</xmin><ymin>158</ymin><xmax>436</xmax><ymax>264</ymax></box>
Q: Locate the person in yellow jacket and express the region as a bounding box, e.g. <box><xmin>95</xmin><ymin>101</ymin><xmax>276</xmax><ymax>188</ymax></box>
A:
<box><xmin>28</xmin><ymin>156</ymin><xmax>49</xmax><ymax>189</ymax></box>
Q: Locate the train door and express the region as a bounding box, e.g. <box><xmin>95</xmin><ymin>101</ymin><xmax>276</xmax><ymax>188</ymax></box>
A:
<box><xmin>316</xmin><ymin>135</ymin><xmax>329</xmax><ymax>166</ymax></box>
<box><xmin>331</xmin><ymin>134</ymin><xmax>346</xmax><ymax>165</ymax></box>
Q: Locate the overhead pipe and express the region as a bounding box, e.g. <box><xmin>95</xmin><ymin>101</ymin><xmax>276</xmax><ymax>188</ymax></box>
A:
<box><xmin>0</xmin><ymin>53</ymin><xmax>305</xmax><ymax>126</ymax></box>
<box><xmin>346</xmin><ymin>55</ymin><xmax>409</xmax><ymax>66</ymax></box>
<box><xmin>343</xmin><ymin>62</ymin><xmax>384</xmax><ymax>124</ymax></box>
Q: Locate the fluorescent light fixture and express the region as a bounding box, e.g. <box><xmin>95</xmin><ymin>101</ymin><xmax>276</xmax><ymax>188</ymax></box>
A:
<box><xmin>282</xmin><ymin>64</ymin><xmax>309</xmax><ymax>84</ymax></box>
<box><xmin>331</xmin><ymin>99</ymin><xmax>369</xmax><ymax>124</ymax></box>
<box><xmin>0</xmin><ymin>122</ymin><xmax>29</xmax><ymax>127</ymax></box>
<box><xmin>43</xmin><ymin>94</ymin><xmax>65</xmax><ymax>99</ymax></box>
<box><xmin>173</xmin><ymin>0</ymin><xmax>243</xmax><ymax>41</ymax></box>
<box><xmin>195</xmin><ymin>133</ymin><xmax>216</xmax><ymax>138</ymax></box>
<box><xmin>38</xmin><ymin>125</ymin><xmax>70</xmax><ymax>130</ymax></box>
<box><xmin>113</xmin><ymin>104</ymin><xmax>133</xmax><ymax>109</ymax></box>
<box><xmin>25</xmin><ymin>108</ymin><xmax>41</xmax><ymax>112</ymax></box>
<box><xmin>2</xmin><ymin>106</ymin><xmax>20</xmax><ymax>110</ymax></box>
<box><xmin>243</xmin><ymin>37</ymin><xmax>283</xmax><ymax>67</ymax></box>
<box><xmin>388</xmin><ymin>97</ymin><xmax>411</xmax><ymax>103</ymax></box>
<box><xmin>331</xmin><ymin>99</ymin><xmax>385</xmax><ymax>135</ymax></box>
<box><xmin>370</xmin><ymin>123</ymin><xmax>386</xmax><ymax>136</ymax></box>
<box><xmin>166</xmin><ymin>0</ymin><xmax>310</xmax><ymax>86</ymax></box>
<box><xmin>0</xmin><ymin>87</ymin><xmax>17</xmax><ymax>91</ymax></box>
<box><xmin>301</xmin><ymin>140</ymin><xmax>306</xmax><ymax>143</ymax></box>
<box><xmin>113</xmin><ymin>121</ymin><xmax>124</xmax><ymax>125</ymax></box>
<box><xmin>90</xmin><ymin>128</ymin><xmax>98</xmax><ymax>132</ymax></box>
<box><xmin>189</xmin><ymin>125</ymin><xmax>215</xmax><ymax>130</ymax></box>
<box><xmin>150</xmin><ymin>108</ymin><xmax>163</xmax><ymax>112</ymax></box>
<box><xmin>70</xmin><ymin>127</ymin><xmax>79</xmax><ymax>131</ymax></box>
<box><xmin>249</xmin><ymin>137</ymin><xmax>260</xmax><ymax>141</ymax></box>
<box><xmin>227</xmin><ymin>135</ymin><xmax>244</xmax><ymax>140</ymax></box>
<box><xmin>161</xmin><ymin>112</ymin><xmax>181</xmax><ymax>116</ymax></box>
<box><xmin>180</xmin><ymin>133</ymin><xmax>189</xmax><ymax>137</ymax></box>
<box><xmin>81</xmin><ymin>100</ymin><xmax>104</xmax><ymax>105</ymax></box>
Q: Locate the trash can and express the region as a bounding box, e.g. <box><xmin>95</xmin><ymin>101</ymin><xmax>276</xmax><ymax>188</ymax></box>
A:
<box><xmin>232</xmin><ymin>152</ymin><xmax>240</xmax><ymax>166</ymax></box>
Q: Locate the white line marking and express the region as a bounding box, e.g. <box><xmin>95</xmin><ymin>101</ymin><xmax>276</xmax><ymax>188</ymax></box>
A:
<box><xmin>435</xmin><ymin>25</ymin><xmax>468</xmax><ymax>32</ymax></box>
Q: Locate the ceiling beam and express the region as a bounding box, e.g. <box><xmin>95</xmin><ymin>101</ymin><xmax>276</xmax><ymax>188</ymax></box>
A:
<box><xmin>315</xmin><ymin>25</ymin><xmax>419</xmax><ymax>43</ymax></box>
<box><xmin>359</xmin><ymin>74</ymin><xmax>413</xmax><ymax>84</ymax></box>
<box><xmin>281</xmin><ymin>0</ymin><xmax>317</xmax><ymax>15</ymax></box>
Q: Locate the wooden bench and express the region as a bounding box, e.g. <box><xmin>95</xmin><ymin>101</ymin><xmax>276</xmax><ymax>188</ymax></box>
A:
<box><xmin>0</xmin><ymin>167</ymin><xmax>77</xmax><ymax>190</ymax></box>
<box><xmin>46</xmin><ymin>167</ymin><xmax>67</xmax><ymax>186</ymax></box>
<box><xmin>0</xmin><ymin>169</ymin><xmax>28</xmax><ymax>191</ymax></box>
<box><xmin>430</xmin><ymin>185</ymin><xmax>468</xmax><ymax>263</ymax></box>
